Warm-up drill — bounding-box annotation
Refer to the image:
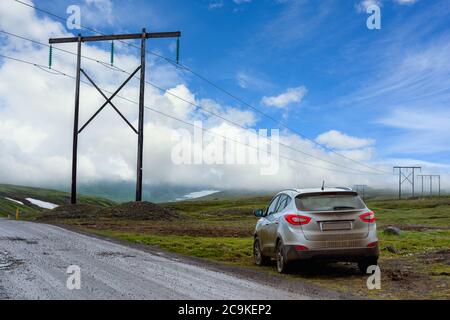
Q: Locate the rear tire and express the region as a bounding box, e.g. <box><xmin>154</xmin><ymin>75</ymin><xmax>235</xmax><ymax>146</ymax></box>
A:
<box><xmin>276</xmin><ymin>240</ymin><xmax>291</xmax><ymax>274</ymax></box>
<box><xmin>254</xmin><ymin>237</ymin><xmax>270</xmax><ymax>266</ymax></box>
<box><xmin>358</xmin><ymin>257</ymin><xmax>378</xmax><ymax>274</ymax></box>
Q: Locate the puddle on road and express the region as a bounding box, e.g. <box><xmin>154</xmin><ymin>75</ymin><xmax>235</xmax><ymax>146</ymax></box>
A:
<box><xmin>96</xmin><ymin>251</ymin><xmax>136</xmax><ymax>259</ymax></box>
<box><xmin>0</xmin><ymin>237</ymin><xmax>38</xmax><ymax>245</ymax></box>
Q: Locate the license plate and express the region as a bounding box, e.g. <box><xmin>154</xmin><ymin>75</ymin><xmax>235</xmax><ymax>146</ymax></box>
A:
<box><xmin>321</xmin><ymin>221</ymin><xmax>352</xmax><ymax>231</ymax></box>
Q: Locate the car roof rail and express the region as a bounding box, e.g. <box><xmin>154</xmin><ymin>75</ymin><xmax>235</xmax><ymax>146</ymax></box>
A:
<box><xmin>335</xmin><ymin>187</ymin><xmax>353</xmax><ymax>191</ymax></box>
<box><xmin>279</xmin><ymin>189</ymin><xmax>300</xmax><ymax>194</ymax></box>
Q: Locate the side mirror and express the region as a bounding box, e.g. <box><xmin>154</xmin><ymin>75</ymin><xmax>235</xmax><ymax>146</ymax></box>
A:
<box><xmin>253</xmin><ymin>209</ymin><xmax>266</xmax><ymax>217</ymax></box>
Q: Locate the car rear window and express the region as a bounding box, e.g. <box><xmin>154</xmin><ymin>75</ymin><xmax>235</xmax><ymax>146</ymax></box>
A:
<box><xmin>295</xmin><ymin>192</ymin><xmax>365</xmax><ymax>211</ymax></box>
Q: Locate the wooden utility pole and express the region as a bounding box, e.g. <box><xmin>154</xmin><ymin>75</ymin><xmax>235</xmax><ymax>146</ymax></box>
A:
<box><xmin>50</xmin><ymin>29</ymin><xmax>181</xmax><ymax>204</ymax></box>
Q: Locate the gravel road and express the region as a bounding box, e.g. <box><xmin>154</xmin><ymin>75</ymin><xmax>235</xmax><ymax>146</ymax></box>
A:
<box><xmin>0</xmin><ymin>219</ymin><xmax>315</xmax><ymax>300</ymax></box>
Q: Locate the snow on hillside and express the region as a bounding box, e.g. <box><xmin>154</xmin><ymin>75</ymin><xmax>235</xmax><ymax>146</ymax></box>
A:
<box><xmin>4</xmin><ymin>197</ymin><xmax>24</xmax><ymax>205</ymax></box>
<box><xmin>26</xmin><ymin>198</ymin><xmax>58</xmax><ymax>209</ymax></box>
<box><xmin>176</xmin><ymin>190</ymin><xmax>220</xmax><ymax>201</ymax></box>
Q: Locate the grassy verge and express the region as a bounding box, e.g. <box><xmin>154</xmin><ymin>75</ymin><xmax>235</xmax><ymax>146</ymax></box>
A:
<box><xmin>94</xmin><ymin>231</ymin><xmax>254</xmax><ymax>265</ymax></box>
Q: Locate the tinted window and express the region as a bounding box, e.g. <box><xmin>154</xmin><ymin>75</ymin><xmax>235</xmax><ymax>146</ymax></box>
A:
<box><xmin>275</xmin><ymin>194</ymin><xmax>291</xmax><ymax>213</ymax></box>
<box><xmin>267</xmin><ymin>196</ymin><xmax>280</xmax><ymax>215</ymax></box>
<box><xmin>295</xmin><ymin>192</ymin><xmax>365</xmax><ymax>211</ymax></box>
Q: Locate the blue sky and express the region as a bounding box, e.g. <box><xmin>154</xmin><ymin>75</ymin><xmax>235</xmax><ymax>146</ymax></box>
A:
<box><xmin>34</xmin><ymin>0</ymin><xmax>448</xmax><ymax>163</ymax></box>
<box><xmin>1</xmin><ymin>0</ymin><xmax>449</xmax><ymax>193</ymax></box>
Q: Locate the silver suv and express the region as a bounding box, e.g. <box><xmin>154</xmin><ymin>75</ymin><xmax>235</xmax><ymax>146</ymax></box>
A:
<box><xmin>253</xmin><ymin>188</ymin><xmax>379</xmax><ymax>273</ymax></box>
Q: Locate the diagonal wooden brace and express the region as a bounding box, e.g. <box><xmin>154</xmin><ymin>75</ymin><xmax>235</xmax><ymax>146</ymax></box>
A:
<box><xmin>78</xmin><ymin>66</ymin><xmax>141</xmax><ymax>134</ymax></box>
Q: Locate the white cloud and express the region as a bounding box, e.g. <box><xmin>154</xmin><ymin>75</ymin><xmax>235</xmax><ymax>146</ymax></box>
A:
<box><xmin>84</xmin><ymin>0</ymin><xmax>115</xmax><ymax>25</ymax></box>
<box><xmin>236</xmin><ymin>71</ymin><xmax>273</xmax><ymax>90</ymax></box>
<box><xmin>394</xmin><ymin>0</ymin><xmax>418</xmax><ymax>5</ymax></box>
<box><xmin>233</xmin><ymin>0</ymin><xmax>252</xmax><ymax>4</ymax></box>
<box><xmin>377</xmin><ymin>107</ymin><xmax>450</xmax><ymax>155</ymax></box>
<box><xmin>237</xmin><ymin>71</ymin><xmax>253</xmax><ymax>89</ymax></box>
<box><xmin>262</xmin><ymin>1</ymin><xmax>333</xmax><ymax>47</ymax></box>
<box><xmin>356</xmin><ymin>0</ymin><xmax>382</xmax><ymax>13</ymax></box>
<box><xmin>208</xmin><ymin>1</ymin><xmax>224</xmax><ymax>10</ymax></box>
<box><xmin>316</xmin><ymin>130</ymin><xmax>375</xmax><ymax>150</ymax></box>
<box><xmin>356</xmin><ymin>0</ymin><xmax>418</xmax><ymax>12</ymax></box>
<box><xmin>261</xmin><ymin>86</ymin><xmax>307</xmax><ymax>108</ymax></box>
<box><xmin>343</xmin><ymin>35</ymin><xmax>450</xmax><ymax>157</ymax></box>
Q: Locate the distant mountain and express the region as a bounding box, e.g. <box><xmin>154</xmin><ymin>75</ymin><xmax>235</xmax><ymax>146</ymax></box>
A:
<box><xmin>193</xmin><ymin>187</ymin><xmax>401</xmax><ymax>201</ymax></box>
<box><xmin>77</xmin><ymin>182</ymin><xmax>217</xmax><ymax>203</ymax></box>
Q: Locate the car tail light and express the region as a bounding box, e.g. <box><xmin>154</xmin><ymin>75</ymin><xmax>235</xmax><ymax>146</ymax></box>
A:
<box><xmin>294</xmin><ymin>245</ymin><xmax>309</xmax><ymax>251</ymax></box>
<box><xmin>367</xmin><ymin>241</ymin><xmax>378</xmax><ymax>248</ymax></box>
<box><xmin>285</xmin><ymin>214</ymin><xmax>311</xmax><ymax>225</ymax></box>
<box><xmin>359</xmin><ymin>211</ymin><xmax>375</xmax><ymax>223</ymax></box>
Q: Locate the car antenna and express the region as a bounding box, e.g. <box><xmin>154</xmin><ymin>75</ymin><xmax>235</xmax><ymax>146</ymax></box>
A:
<box><xmin>321</xmin><ymin>181</ymin><xmax>325</xmax><ymax>191</ymax></box>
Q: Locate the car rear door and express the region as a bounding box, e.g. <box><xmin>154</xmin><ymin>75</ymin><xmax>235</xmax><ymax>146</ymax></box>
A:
<box><xmin>297</xmin><ymin>193</ymin><xmax>370</xmax><ymax>242</ymax></box>
<box><xmin>265</xmin><ymin>194</ymin><xmax>291</xmax><ymax>253</ymax></box>
<box><xmin>260</xmin><ymin>195</ymin><xmax>280</xmax><ymax>254</ymax></box>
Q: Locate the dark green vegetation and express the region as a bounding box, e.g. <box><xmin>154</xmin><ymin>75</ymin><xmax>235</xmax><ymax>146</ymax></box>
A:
<box><xmin>2</xmin><ymin>184</ymin><xmax>448</xmax><ymax>299</ymax></box>
<box><xmin>0</xmin><ymin>184</ymin><xmax>115</xmax><ymax>218</ymax></box>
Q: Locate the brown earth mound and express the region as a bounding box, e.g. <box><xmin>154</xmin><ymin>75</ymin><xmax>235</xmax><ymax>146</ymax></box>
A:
<box><xmin>97</xmin><ymin>201</ymin><xmax>179</xmax><ymax>220</ymax></box>
<box><xmin>38</xmin><ymin>204</ymin><xmax>101</xmax><ymax>220</ymax></box>
<box><xmin>37</xmin><ymin>202</ymin><xmax>178</xmax><ymax>221</ymax></box>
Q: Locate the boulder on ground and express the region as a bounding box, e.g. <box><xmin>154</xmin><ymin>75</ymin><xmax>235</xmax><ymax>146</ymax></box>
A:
<box><xmin>383</xmin><ymin>226</ymin><xmax>402</xmax><ymax>236</ymax></box>
<box><xmin>385</xmin><ymin>245</ymin><xmax>399</xmax><ymax>254</ymax></box>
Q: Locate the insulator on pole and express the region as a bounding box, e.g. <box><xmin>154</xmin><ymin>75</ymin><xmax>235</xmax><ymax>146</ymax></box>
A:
<box><xmin>49</xmin><ymin>44</ymin><xmax>53</xmax><ymax>69</ymax></box>
<box><xmin>176</xmin><ymin>37</ymin><xmax>180</xmax><ymax>64</ymax></box>
<box><xmin>111</xmin><ymin>41</ymin><xmax>114</xmax><ymax>66</ymax></box>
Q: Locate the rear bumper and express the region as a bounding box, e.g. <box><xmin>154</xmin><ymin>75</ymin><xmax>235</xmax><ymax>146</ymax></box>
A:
<box><xmin>285</xmin><ymin>245</ymin><xmax>379</xmax><ymax>263</ymax></box>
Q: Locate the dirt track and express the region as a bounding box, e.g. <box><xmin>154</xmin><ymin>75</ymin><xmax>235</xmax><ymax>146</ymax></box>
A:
<box><xmin>0</xmin><ymin>219</ymin><xmax>341</xmax><ymax>300</ymax></box>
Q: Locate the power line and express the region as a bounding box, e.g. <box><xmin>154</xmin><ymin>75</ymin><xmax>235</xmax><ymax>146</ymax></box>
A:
<box><xmin>12</xmin><ymin>0</ymin><xmax>177</xmax><ymax>65</ymax></box>
<box><xmin>0</xmin><ymin>30</ymin><xmax>389</xmax><ymax>176</ymax></box>
<box><xmin>353</xmin><ymin>184</ymin><xmax>368</xmax><ymax>200</ymax></box>
<box><xmin>11</xmin><ymin>0</ymin><xmax>392</xmax><ymax>176</ymax></box>
<box><xmin>0</xmin><ymin>53</ymin><xmax>388</xmax><ymax>177</ymax></box>
<box><xmin>0</xmin><ymin>29</ymin><xmax>128</xmax><ymax>74</ymax></box>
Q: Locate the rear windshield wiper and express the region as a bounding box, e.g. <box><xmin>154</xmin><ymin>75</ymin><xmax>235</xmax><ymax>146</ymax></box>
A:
<box><xmin>333</xmin><ymin>206</ymin><xmax>356</xmax><ymax>210</ymax></box>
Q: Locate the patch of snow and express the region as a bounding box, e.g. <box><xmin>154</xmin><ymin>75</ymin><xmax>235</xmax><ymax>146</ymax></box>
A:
<box><xmin>25</xmin><ymin>198</ymin><xmax>58</xmax><ymax>210</ymax></box>
<box><xmin>176</xmin><ymin>190</ymin><xmax>220</xmax><ymax>201</ymax></box>
<box><xmin>4</xmin><ymin>197</ymin><xmax>24</xmax><ymax>206</ymax></box>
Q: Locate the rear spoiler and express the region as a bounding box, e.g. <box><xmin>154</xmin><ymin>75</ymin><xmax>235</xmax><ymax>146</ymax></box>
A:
<box><xmin>295</xmin><ymin>191</ymin><xmax>359</xmax><ymax>198</ymax></box>
<box><xmin>301</xmin><ymin>208</ymin><xmax>365</xmax><ymax>214</ymax></box>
